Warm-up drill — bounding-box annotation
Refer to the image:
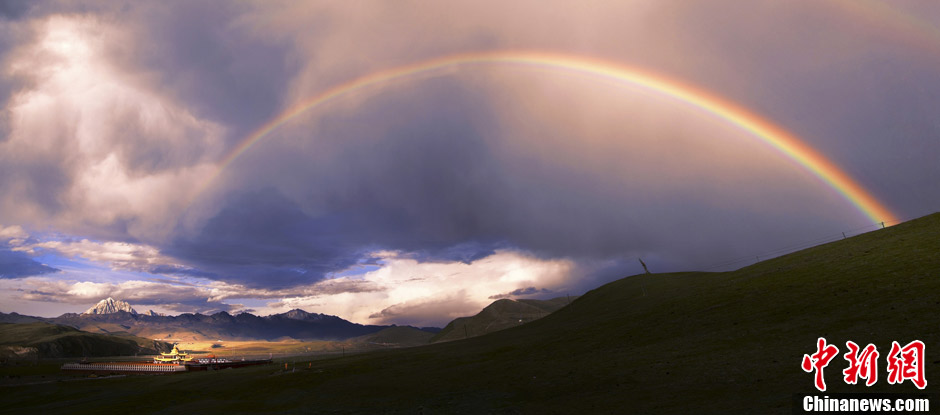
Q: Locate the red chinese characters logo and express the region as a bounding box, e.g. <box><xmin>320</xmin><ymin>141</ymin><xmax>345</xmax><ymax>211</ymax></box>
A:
<box><xmin>887</xmin><ymin>340</ymin><xmax>927</xmax><ymax>389</ymax></box>
<box><xmin>843</xmin><ymin>341</ymin><xmax>878</xmax><ymax>386</ymax></box>
<box><xmin>802</xmin><ymin>338</ymin><xmax>926</xmax><ymax>391</ymax></box>
<box><xmin>802</xmin><ymin>337</ymin><xmax>839</xmax><ymax>391</ymax></box>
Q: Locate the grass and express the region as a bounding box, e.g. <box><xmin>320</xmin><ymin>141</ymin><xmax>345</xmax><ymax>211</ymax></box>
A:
<box><xmin>0</xmin><ymin>323</ymin><xmax>169</xmax><ymax>360</ymax></box>
<box><xmin>1</xmin><ymin>213</ymin><xmax>938</xmax><ymax>414</ymax></box>
<box><xmin>174</xmin><ymin>339</ymin><xmax>347</xmax><ymax>357</ymax></box>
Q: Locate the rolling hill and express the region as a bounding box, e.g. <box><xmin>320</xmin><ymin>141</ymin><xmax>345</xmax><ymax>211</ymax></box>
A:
<box><xmin>0</xmin><ymin>322</ymin><xmax>171</xmax><ymax>359</ymax></box>
<box><xmin>3</xmin><ymin>212</ymin><xmax>939</xmax><ymax>413</ymax></box>
<box><xmin>349</xmin><ymin>326</ymin><xmax>436</xmax><ymax>347</ymax></box>
<box><xmin>430</xmin><ymin>297</ymin><xmax>573</xmax><ymax>342</ymax></box>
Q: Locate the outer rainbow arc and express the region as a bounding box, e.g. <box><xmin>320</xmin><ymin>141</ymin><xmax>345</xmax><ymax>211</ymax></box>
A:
<box><xmin>833</xmin><ymin>0</ymin><xmax>940</xmax><ymax>55</ymax></box>
<box><xmin>189</xmin><ymin>51</ymin><xmax>899</xmax><ymax>225</ymax></box>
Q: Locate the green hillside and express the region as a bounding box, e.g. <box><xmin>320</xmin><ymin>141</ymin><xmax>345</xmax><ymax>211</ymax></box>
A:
<box><xmin>350</xmin><ymin>326</ymin><xmax>435</xmax><ymax>347</ymax></box>
<box><xmin>3</xmin><ymin>213</ymin><xmax>938</xmax><ymax>414</ymax></box>
<box><xmin>431</xmin><ymin>296</ymin><xmax>573</xmax><ymax>343</ymax></box>
<box><xmin>0</xmin><ymin>322</ymin><xmax>171</xmax><ymax>359</ymax></box>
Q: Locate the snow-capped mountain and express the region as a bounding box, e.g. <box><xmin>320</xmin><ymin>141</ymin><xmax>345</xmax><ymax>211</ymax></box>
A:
<box><xmin>282</xmin><ymin>309</ymin><xmax>323</xmax><ymax>321</ymax></box>
<box><xmin>82</xmin><ymin>297</ymin><xmax>138</xmax><ymax>315</ymax></box>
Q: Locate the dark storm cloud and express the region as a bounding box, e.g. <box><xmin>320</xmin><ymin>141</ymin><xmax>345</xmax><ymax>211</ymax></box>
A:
<box><xmin>167</xmin><ymin>189</ymin><xmax>366</xmax><ymax>288</ymax></box>
<box><xmin>0</xmin><ymin>155</ymin><xmax>71</xmax><ymax>216</ymax></box>
<box><xmin>402</xmin><ymin>241</ymin><xmax>502</xmax><ymax>265</ymax></box>
<box><xmin>236</xmin><ymin>78</ymin><xmax>646</xmax><ymax>265</ymax></box>
<box><xmin>0</xmin><ymin>0</ymin><xmax>33</xmax><ymax>20</ymax></box>
<box><xmin>781</xmin><ymin>57</ymin><xmax>940</xmax><ymax>220</ymax></box>
<box><xmin>0</xmin><ymin>248</ymin><xmax>59</xmax><ymax>279</ymax></box>
<box><xmin>172</xmin><ymin>82</ymin><xmax>529</xmax><ymax>287</ymax></box>
<box><xmin>658</xmin><ymin>0</ymin><xmax>940</xmax><ymax>223</ymax></box>
<box><xmin>147</xmin><ymin>264</ymin><xmax>220</xmax><ymax>280</ymax></box>
<box><xmin>113</xmin><ymin>1</ymin><xmax>299</xmax><ymax>140</ymax></box>
<box><xmin>179</xmin><ymin>75</ymin><xmax>868</xmax><ymax>289</ymax></box>
<box><xmin>170</xmin><ymin>80</ymin><xmax>511</xmax><ymax>287</ymax></box>
<box><xmin>0</xmin><ymin>11</ymin><xmax>32</xmax><ymax>143</ymax></box>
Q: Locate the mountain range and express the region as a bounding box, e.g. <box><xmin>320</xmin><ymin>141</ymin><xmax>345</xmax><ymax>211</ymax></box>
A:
<box><xmin>0</xmin><ymin>295</ymin><xmax>572</xmax><ymax>349</ymax></box>
<box><xmin>1</xmin><ymin>305</ymin><xmax>440</xmax><ymax>342</ymax></box>
<box><xmin>1</xmin><ymin>296</ymin><xmax>570</xmax><ymax>343</ymax></box>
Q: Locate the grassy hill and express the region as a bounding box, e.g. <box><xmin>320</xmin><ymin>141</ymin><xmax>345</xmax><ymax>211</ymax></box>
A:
<box><xmin>350</xmin><ymin>326</ymin><xmax>436</xmax><ymax>347</ymax></box>
<box><xmin>2</xmin><ymin>213</ymin><xmax>938</xmax><ymax>413</ymax></box>
<box><xmin>431</xmin><ymin>297</ymin><xmax>573</xmax><ymax>343</ymax></box>
<box><xmin>0</xmin><ymin>322</ymin><xmax>172</xmax><ymax>359</ymax></box>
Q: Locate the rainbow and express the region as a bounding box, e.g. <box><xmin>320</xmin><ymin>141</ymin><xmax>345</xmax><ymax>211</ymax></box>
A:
<box><xmin>834</xmin><ymin>0</ymin><xmax>940</xmax><ymax>54</ymax></box>
<box><xmin>190</xmin><ymin>51</ymin><xmax>899</xmax><ymax>225</ymax></box>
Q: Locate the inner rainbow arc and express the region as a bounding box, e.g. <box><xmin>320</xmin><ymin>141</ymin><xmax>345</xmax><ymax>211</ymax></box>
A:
<box><xmin>190</xmin><ymin>51</ymin><xmax>899</xmax><ymax>225</ymax></box>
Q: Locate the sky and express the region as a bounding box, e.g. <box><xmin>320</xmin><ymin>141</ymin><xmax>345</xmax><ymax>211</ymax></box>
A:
<box><xmin>0</xmin><ymin>0</ymin><xmax>938</xmax><ymax>327</ymax></box>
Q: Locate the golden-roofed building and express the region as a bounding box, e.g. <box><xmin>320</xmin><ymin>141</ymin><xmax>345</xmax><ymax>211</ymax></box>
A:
<box><xmin>153</xmin><ymin>344</ymin><xmax>192</xmax><ymax>364</ymax></box>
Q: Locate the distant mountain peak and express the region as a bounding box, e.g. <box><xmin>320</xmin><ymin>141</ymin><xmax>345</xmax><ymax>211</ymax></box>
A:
<box><xmin>283</xmin><ymin>309</ymin><xmax>314</xmax><ymax>320</ymax></box>
<box><xmin>83</xmin><ymin>297</ymin><xmax>137</xmax><ymax>315</ymax></box>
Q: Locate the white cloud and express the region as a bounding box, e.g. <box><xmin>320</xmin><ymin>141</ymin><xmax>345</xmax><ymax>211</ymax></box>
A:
<box><xmin>1</xmin><ymin>14</ymin><xmax>225</xmax><ymax>242</ymax></box>
<box><xmin>13</xmin><ymin>237</ymin><xmax>174</xmax><ymax>273</ymax></box>
<box><xmin>12</xmin><ymin>277</ymin><xmax>237</xmax><ymax>314</ymax></box>
<box><xmin>4</xmin><ymin>249</ymin><xmax>576</xmax><ymax>326</ymax></box>
<box><xmin>0</xmin><ymin>225</ymin><xmax>29</xmax><ymax>244</ymax></box>
<box><xmin>266</xmin><ymin>250</ymin><xmax>576</xmax><ymax>327</ymax></box>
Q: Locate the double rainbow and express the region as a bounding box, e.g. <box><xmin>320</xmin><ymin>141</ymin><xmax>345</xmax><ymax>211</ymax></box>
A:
<box><xmin>191</xmin><ymin>51</ymin><xmax>898</xmax><ymax>225</ymax></box>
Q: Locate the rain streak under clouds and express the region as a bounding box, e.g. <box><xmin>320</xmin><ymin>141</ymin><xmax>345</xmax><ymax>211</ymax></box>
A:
<box><xmin>1</xmin><ymin>1</ymin><xmax>938</xmax><ymax>326</ymax></box>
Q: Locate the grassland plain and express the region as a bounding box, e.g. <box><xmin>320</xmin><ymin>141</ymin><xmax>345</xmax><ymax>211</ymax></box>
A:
<box><xmin>1</xmin><ymin>213</ymin><xmax>938</xmax><ymax>414</ymax></box>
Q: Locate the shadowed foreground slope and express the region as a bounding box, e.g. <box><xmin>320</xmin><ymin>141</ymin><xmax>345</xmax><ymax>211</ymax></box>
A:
<box><xmin>3</xmin><ymin>213</ymin><xmax>938</xmax><ymax>414</ymax></box>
